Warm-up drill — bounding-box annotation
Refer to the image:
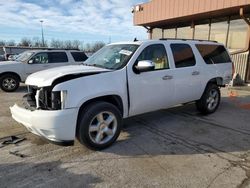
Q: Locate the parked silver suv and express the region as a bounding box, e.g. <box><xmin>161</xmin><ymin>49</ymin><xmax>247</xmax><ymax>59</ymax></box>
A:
<box><xmin>0</xmin><ymin>49</ymin><xmax>88</xmax><ymax>92</ymax></box>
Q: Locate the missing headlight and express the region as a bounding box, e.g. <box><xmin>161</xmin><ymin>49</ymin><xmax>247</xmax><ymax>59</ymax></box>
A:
<box><xmin>51</xmin><ymin>91</ymin><xmax>61</xmax><ymax>110</ymax></box>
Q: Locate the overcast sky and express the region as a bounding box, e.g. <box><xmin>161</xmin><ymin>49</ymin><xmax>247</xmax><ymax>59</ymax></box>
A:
<box><xmin>0</xmin><ymin>0</ymin><xmax>147</xmax><ymax>43</ymax></box>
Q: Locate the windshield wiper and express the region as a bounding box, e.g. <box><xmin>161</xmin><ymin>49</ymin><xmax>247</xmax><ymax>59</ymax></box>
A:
<box><xmin>82</xmin><ymin>63</ymin><xmax>111</xmax><ymax>70</ymax></box>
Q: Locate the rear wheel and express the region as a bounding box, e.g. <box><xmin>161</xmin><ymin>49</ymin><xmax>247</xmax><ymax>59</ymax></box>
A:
<box><xmin>196</xmin><ymin>83</ymin><xmax>221</xmax><ymax>115</ymax></box>
<box><xmin>0</xmin><ymin>74</ymin><xmax>20</xmax><ymax>92</ymax></box>
<box><xmin>77</xmin><ymin>101</ymin><xmax>122</xmax><ymax>150</ymax></box>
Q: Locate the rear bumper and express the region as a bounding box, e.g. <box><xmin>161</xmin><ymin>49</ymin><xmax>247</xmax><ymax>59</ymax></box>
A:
<box><xmin>10</xmin><ymin>104</ymin><xmax>78</xmax><ymax>145</ymax></box>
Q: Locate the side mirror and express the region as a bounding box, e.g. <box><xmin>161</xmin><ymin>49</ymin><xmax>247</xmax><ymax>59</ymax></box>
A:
<box><xmin>28</xmin><ymin>59</ymin><xmax>33</xmax><ymax>64</ymax></box>
<box><xmin>135</xmin><ymin>60</ymin><xmax>155</xmax><ymax>73</ymax></box>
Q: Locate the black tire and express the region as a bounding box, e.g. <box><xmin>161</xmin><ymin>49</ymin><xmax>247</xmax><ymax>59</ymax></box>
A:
<box><xmin>0</xmin><ymin>74</ymin><xmax>20</xmax><ymax>92</ymax></box>
<box><xmin>196</xmin><ymin>83</ymin><xmax>221</xmax><ymax>115</ymax></box>
<box><xmin>77</xmin><ymin>101</ymin><xmax>122</xmax><ymax>150</ymax></box>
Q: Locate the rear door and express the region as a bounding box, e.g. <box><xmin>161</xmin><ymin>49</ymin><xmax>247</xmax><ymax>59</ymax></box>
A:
<box><xmin>47</xmin><ymin>52</ymin><xmax>69</xmax><ymax>68</ymax></box>
<box><xmin>169</xmin><ymin>43</ymin><xmax>204</xmax><ymax>104</ymax></box>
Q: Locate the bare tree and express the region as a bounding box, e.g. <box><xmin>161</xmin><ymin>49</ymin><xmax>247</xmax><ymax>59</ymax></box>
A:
<box><xmin>84</xmin><ymin>43</ymin><xmax>91</xmax><ymax>52</ymax></box>
<box><xmin>0</xmin><ymin>40</ymin><xmax>5</xmax><ymax>46</ymax></box>
<box><xmin>64</xmin><ymin>40</ymin><xmax>73</xmax><ymax>49</ymax></box>
<box><xmin>91</xmin><ymin>41</ymin><xmax>105</xmax><ymax>52</ymax></box>
<box><xmin>72</xmin><ymin>40</ymin><xmax>81</xmax><ymax>49</ymax></box>
<box><xmin>19</xmin><ymin>38</ymin><xmax>32</xmax><ymax>47</ymax></box>
<box><xmin>50</xmin><ymin>39</ymin><xmax>63</xmax><ymax>48</ymax></box>
<box><xmin>6</xmin><ymin>40</ymin><xmax>16</xmax><ymax>46</ymax></box>
<box><xmin>31</xmin><ymin>37</ymin><xmax>43</xmax><ymax>47</ymax></box>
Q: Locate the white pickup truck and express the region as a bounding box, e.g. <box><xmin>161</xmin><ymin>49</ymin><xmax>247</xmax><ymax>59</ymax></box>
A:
<box><xmin>0</xmin><ymin>49</ymin><xmax>88</xmax><ymax>92</ymax></box>
<box><xmin>10</xmin><ymin>40</ymin><xmax>233</xmax><ymax>150</ymax></box>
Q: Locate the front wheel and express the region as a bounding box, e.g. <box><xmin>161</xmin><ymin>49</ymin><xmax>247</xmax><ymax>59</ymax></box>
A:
<box><xmin>77</xmin><ymin>102</ymin><xmax>122</xmax><ymax>150</ymax></box>
<box><xmin>0</xmin><ymin>74</ymin><xmax>20</xmax><ymax>92</ymax></box>
<box><xmin>196</xmin><ymin>84</ymin><xmax>221</xmax><ymax>115</ymax></box>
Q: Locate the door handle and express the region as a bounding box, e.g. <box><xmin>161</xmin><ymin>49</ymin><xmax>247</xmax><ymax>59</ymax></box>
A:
<box><xmin>192</xmin><ymin>71</ymin><xmax>200</xmax><ymax>76</ymax></box>
<box><xmin>162</xmin><ymin>75</ymin><xmax>173</xmax><ymax>80</ymax></box>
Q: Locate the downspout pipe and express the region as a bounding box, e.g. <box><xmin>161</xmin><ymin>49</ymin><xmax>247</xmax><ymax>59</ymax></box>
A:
<box><xmin>143</xmin><ymin>26</ymin><xmax>153</xmax><ymax>39</ymax></box>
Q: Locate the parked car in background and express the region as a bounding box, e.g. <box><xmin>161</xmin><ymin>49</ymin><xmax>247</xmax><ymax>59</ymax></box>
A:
<box><xmin>7</xmin><ymin>54</ymin><xmax>19</xmax><ymax>61</ymax></box>
<box><xmin>10</xmin><ymin>39</ymin><xmax>232</xmax><ymax>150</ymax></box>
<box><xmin>0</xmin><ymin>49</ymin><xmax>88</xmax><ymax>92</ymax></box>
<box><xmin>0</xmin><ymin>55</ymin><xmax>4</xmax><ymax>61</ymax></box>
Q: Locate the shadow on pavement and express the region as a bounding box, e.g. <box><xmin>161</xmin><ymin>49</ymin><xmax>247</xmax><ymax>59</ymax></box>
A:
<box><xmin>103</xmin><ymin>96</ymin><xmax>250</xmax><ymax>156</ymax></box>
<box><xmin>0</xmin><ymin>161</ymin><xmax>102</xmax><ymax>187</ymax></box>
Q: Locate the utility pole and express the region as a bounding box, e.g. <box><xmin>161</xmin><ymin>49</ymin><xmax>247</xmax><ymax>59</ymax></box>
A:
<box><xmin>108</xmin><ymin>36</ymin><xmax>111</xmax><ymax>44</ymax></box>
<box><xmin>40</xmin><ymin>20</ymin><xmax>45</xmax><ymax>47</ymax></box>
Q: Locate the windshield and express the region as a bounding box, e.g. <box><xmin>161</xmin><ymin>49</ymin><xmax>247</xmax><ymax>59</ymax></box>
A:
<box><xmin>16</xmin><ymin>51</ymin><xmax>35</xmax><ymax>62</ymax></box>
<box><xmin>84</xmin><ymin>44</ymin><xmax>139</xmax><ymax>70</ymax></box>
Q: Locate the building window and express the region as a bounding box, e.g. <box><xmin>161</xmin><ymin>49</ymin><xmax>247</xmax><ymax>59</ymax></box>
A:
<box><xmin>194</xmin><ymin>23</ymin><xmax>210</xmax><ymax>40</ymax></box>
<box><xmin>163</xmin><ymin>28</ymin><xmax>176</xmax><ymax>38</ymax></box>
<box><xmin>176</xmin><ymin>26</ymin><xmax>193</xmax><ymax>39</ymax></box>
<box><xmin>152</xmin><ymin>28</ymin><xmax>163</xmax><ymax>39</ymax></box>
<box><xmin>210</xmin><ymin>19</ymin><xmax>229</xmax><ymax>45</ymax></box>
<box><xmin>228</xmin><ymin>19</ymin><xmax>249</xmax><ymax>52</ymax></box>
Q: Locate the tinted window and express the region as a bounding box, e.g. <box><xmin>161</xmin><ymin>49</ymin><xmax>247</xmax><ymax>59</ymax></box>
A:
<box><xmin>71</xmin><ymin>52</ymin><xmax>88</xmax><ymax>62</ymax></box>
<box><xmin>48</xmin><ymin>52</ymin><xmax>68</xmax><ymax>63</ymax></box>
<box><xmin>137</xmin><ymin>44</ymin><xmax>169</xmax><ymax>70</ymax></box>
<box><xmin>171</xmin><ymin>44</ymin><xmax>196</xmax><ymax>68</ymax></box>
<box><xmin>32</xmin><ymin>53</ymin><xmax>48</xmax><ymax>64</ymax></box>
<box><xmin>196</xmin><ymin>44</ymin><xmax>232</xmax><ymax>64</ymax></box>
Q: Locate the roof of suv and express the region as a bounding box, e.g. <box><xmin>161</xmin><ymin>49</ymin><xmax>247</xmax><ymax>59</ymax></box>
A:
<box><xmin>110</xmin><ymin>39</ymin><xmax>221</xmax><ymax>46</ymax></box>
<box><xmin>26</xmin><ymin>49</ymin><xmax>84</xmax><ymax>53</ymax></box>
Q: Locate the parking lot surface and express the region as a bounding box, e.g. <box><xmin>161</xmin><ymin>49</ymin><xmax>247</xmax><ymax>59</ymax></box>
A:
<box><xmin>1</xmin><ymin>85</ymin><xmax>250</xmax><ymax>188</ymax></box>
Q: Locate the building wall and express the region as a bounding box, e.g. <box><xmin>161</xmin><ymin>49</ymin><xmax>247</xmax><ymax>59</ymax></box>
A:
<box><xmin>134</xmin><ymin>0</ymin><xmax>250</xmax><ymax>26</ymax></box>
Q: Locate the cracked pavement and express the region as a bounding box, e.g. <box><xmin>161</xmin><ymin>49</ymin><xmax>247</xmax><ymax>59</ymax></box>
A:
<box><xmin>0</xmin><ymin>85</ymin><xmax>250</xmax><ymax>188</ymax></box>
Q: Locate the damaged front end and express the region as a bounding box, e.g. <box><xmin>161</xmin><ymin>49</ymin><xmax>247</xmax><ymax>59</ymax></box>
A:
<box><xmin>22</xmin><ymin>86</ymin><xmax>67</xmax><ymax>111</ymax></box>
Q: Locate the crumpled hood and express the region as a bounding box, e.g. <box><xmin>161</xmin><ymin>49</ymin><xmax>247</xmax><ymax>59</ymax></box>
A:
<box><xmin>25</xmin><ymin>65</ymin><xmax>111</xmax><ymax>87</ymax></box>
<box><xmin>25</xmin><ymin>65</ymin><xmax>110</xmax><ymax>87</ymax></box>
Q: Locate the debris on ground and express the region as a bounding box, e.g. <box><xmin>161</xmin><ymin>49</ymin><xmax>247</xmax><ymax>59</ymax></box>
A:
<box><xmin>0</xmin><ymin>136</ymin><xmax>26</xmax><ymax>148</ymax></box>
<box><xmin>9</xmin><ymin>151</ymin><xmax>28</xmax><ymax>158</ymax></box>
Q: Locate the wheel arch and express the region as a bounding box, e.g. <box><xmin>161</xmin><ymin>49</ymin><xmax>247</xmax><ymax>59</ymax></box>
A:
<box><xmin>77</xmin><ymin>94</ymin><xmax>124</xmax><ymax>120</ymax></box>
<box><xmin>76</xmin><ymin>95</ymin><xmax>124</xmax><ymax>137</ymax></box>
<box><xmin>0</xmin><ymin>72</ymin><xmax>21</xmax><ymax>81</ymax></box>
<box><xmin>206</xmin><ymin>77</ymin><xmax>223</xmax><ymax>87</ymax></box>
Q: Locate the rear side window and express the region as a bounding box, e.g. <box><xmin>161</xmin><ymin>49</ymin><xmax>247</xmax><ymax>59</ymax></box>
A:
<box><xmin>71</xmin><ymin>52</ymin><xmax>88</xmax><ymax>62</ymax></box>
<box><xmin>170</xmin><ymin>44</ymin><xmax>196</xmax><ymax>68</ymax></box>
<box><xmin>48</xmin><ymin>52</ymin><xmax>68</xmax><ymax>63</ymax></box>
<box><xmin>196</xmin><ymin>44</ymin><xmax>231</xmax><ymax>64</ymax></box>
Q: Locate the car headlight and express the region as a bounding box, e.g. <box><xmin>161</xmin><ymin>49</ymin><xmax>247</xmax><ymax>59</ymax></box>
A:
<box><xmin>60</xmin><ymin>90</ymin><xmax>67</xmax><ymax>109</ymax></box>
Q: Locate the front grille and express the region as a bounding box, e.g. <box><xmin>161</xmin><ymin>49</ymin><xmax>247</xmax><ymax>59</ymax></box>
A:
<box><xmin>21</xmin><ymin>86</ymin><xmax>62</xmax><ymax>111</ymax></box>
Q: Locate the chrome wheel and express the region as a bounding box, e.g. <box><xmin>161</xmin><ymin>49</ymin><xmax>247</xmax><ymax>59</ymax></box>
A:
<box><xmin>88</xmin><ymin>111</ymin><xmax>117</xmax><ymax>145</ymax></box>
<box><xmin>206</xmin><ymin>89</ymin><xmax>219</xmax><ymax>111</ymax></box>
<box><xmin>2</xmin><ymin>78</ymin><xmax>16</xmax><ymax>90</ymax></box>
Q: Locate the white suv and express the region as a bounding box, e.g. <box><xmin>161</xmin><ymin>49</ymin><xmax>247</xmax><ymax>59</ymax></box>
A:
<box><xmin>0</xmin><ymin>49</ymin><xmax>88</xmax><ymax>92</ymax></box>
<box><xmin>10</xmin><ymin>40</ymin><xmax>233</xmax><ymax>150</ymax></box>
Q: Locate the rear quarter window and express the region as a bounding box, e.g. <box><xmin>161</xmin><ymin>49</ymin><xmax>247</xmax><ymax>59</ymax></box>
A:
<box><xmin>196</xmin><ymin>44</ymin><xmax>231</xmax><ymax>64</ymax></box>
<box><xmin>71</xmin><ymin>52</ymin><xmax>88</xmax><ymax>62</ymax></box>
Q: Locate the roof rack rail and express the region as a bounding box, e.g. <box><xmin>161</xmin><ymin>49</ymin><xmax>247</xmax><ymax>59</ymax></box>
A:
<box><xmin>46</xmin><ymin>48</ymin><xmax>80</xmax><ymax>51</ymax></box>
<box><xmin>159</xmin><ymin>38</ymin><xmax>218</xmax><ymax>43</ymax></box>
